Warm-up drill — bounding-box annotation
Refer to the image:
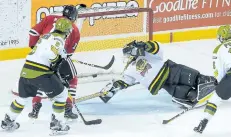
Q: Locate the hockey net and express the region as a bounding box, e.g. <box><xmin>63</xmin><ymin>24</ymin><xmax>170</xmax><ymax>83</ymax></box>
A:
<box><xmin>73</xmin><ymin>6</ymin><xmax>153</xmax><ymax>83</ymax></box>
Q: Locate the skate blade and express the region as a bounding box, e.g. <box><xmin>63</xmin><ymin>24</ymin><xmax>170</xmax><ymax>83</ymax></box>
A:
<box><xmin>65</xmin><ymin>118</ymin><xmax>77</xmax><ymax>124</ymax></box>
<box><xmin>49</xmin><ymin>130</ymin><xmax>68</xmax><ymax>136</ymax></box>
<box><xmin>1</xmin><ymin>123</ymin><xmax>20</xmax><ymax>132</ymax></box>
<box><xmin>29</xmin><ymin>117</ymin><xmax>37</xmax><ymax>124</ymax></box>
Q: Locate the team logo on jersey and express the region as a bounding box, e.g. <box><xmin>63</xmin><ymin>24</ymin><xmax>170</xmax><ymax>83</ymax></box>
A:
<box><xmin>135</xmin><ymin>58</ymin><xmax>152</xmax><ymax>77</ymax></box>
<box><xmin>21</xmin><ymin>72</ymin><xmax>26</xmax><ymax>76</ymax></box>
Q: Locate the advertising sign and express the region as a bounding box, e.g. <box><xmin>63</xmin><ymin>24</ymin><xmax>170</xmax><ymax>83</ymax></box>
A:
<box><xmin>148</xmin><ymin>0</ymin><xmax>231</xmax><ymax>31</ymax></box>
<box><xmin>0</xmin><ymin>0</ymin><xmax>30</xmax><ymax>49</ymax></box>
<box><xmin>32</xmin><ymin>0</ymin><xmax>144</xmax><ymax>37</ymax></box>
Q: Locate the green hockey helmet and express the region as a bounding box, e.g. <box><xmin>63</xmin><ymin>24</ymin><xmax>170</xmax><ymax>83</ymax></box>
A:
<box><xmin>55</xmin><ymin>18</ymin><xmax>72</xmax><ymax>35</ymax></box>
<box><xmin>217</xmin><ymin>25</ymin><xmax>231</xmax><ymax>43</ymax></box>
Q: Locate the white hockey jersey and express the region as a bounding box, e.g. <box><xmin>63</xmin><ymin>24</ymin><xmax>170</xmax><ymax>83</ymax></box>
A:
<box><xmin>26</xmin><ymin>33</ymin><xmax>67</xmax><ymax>68</ymax></box>
<box><xmin>123</xmin><ymin>42</ymin><xmax>166</xmax><ymax>95</ymax></box>
<box><xmin>213</xmin><ymin>39</ymin><xmax>231</xmax><ymax>82</ymax></box>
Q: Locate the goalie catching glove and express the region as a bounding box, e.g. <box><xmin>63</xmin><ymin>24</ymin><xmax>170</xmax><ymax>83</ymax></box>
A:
<box><xmin>99</xmin><ymin>80</ymin><xmax>130</xmax><ymax>103</ymax></box>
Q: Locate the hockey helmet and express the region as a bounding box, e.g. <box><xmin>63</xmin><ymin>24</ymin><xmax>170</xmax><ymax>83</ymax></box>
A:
<box><xmin>217</xmin><ymin>25</ymin><xmax>231</xmax><ymax>43</ymax></box>
<box><xmin>55</xmin><ymin>18</ymin><xmax>72</xmax><ymax>35</ymax></box>
<box><xmin>63</xmin><ymin>5</ymin><xmax>78</xmax><ymax>22</ymax></box>
<box><xmin>123</xmin><ymin>40</ymin><xmax>146</xmax><ymax>57</ymax></box>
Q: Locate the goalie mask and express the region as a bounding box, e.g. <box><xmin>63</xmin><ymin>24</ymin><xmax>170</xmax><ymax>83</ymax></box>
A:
<box><xmin>123</xmin><ymin>41</ymin><xmax>145</xmax><ymax>57</ymax></box>
<box><xmin>122</xmin><ymin>40</ymin><xmax>146</xmax><ymax>64</ymax></box>
<box><xmin>217</xmin><ymin>25</ymin><xmax>231</xmax><ymax>43</ymax></box>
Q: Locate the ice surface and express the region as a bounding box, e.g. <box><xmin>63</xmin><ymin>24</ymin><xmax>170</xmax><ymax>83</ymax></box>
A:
<box><xmin>0</xmin><ymin>39</ymin><xmax>231</xmax><ymax>137</ymax></box>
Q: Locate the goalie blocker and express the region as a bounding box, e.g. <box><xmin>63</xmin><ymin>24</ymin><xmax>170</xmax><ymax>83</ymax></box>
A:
<box><xmin>100</xmin><ymin>40</ymin><xmax>217</xmax><ymax>108</ymax></box>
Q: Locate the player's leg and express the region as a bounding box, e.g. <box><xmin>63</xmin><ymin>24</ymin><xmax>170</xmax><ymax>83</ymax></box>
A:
<box><xmin>35</xmin><ymin>74</ymin><xmax>70</xmax><ymax>132</ymax></box>
<box><xmin>1</xmin><ymin>77</ymin><xmax>37</xmax><ymax>130</ymax></box>
<box><xmin>28</xmin><ymin>91</ymin><xmax>43</xmax><ymax>119</ymax></box>
<box><xmin>164</xmin><ymin>60</ymin><xmax>216</xmax><ymax>108</ymax></box>
<box><xmin>58</xmin><ymin>57</ymin><xmax>78</xmax><ymax>119</ymax></box>
<box><xmin>194</xmin><ymin>73</ymin><xmax>231</xmax><ymax>133</ymax></box>
<box><xmin>65</xmin><ymin>76</ymin><xmax>78</xmax><ymax>119</ymax></box>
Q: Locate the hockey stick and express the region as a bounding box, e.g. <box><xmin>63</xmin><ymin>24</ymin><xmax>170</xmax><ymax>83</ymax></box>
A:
<box><xmin>74</xmin><ymin>56</ymin><xmax>138</xmax><ymax>103</ymax></box>
<box><xmin>162</xmin><ymin>104</ymin><xmax>206</xmax><ymax>125</ymax></box>
<box><xmin>162</xmin><ymin>83</ymin><xmax>216</xmax><ymax>125</ymax></box>
<box><xmin>74</xmin><ymin>82</ymin><xmax>140</xmax><ymax>103</ymax></box>
<box><xmin>162</xmin><ymin>108</ymin><xmax>191</xmax><ymax>124</ymax></box>
<box><xmin>75</xmin><ymin>90</ymin><xmax>108</xmax><ymax>103</ymax></box>
<box><xmin>73</xmin><ymin>55</ymin><xmax>115</xmax><ymax>70</ymax></box>
<box><xmin>74</xmin><ymin>103</ymin><xmax>102</xmax><ymax>125</ymax></box>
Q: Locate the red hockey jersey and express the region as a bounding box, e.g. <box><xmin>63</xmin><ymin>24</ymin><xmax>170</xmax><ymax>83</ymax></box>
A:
<box><xmin>29</xmin><ymin>15</ymin><xmax>80</xmax><ymax>54</ymax></box>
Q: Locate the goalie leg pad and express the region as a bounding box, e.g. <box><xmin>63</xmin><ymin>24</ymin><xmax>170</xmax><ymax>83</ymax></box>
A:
<box><xmin>178</xmin><ymin>65</ymin><xmax>199</xmax><ymax>87</ymax></box>
<box><xmin>197</xmin><ymin>82</ymin><xmax>216</xmax><ymax>102</ymax></box>
<box><xmin>197</xmin><ymin>74</ymin><xmax>217</xmax><ymax>85</ymax></box>
<box><xmin>215</xmin><ymin>73</ymin><xmax>231</xmax><ymax>100</ymax></box>
<box><xmin>173</xmin><ymin>85</ymin><xmax>197</xmax><ymax>102</ymax></box>
<box><xmin>165</xmin><ymin>60</ymin><xmax>199</xmax><ymax>87</ymax></box>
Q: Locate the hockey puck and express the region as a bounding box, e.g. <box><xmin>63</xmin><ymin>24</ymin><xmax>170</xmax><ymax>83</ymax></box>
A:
<box><xmin>92</xmin><ymin>74</ymin><xmax>97</xmax><ymax>78</ymax></box>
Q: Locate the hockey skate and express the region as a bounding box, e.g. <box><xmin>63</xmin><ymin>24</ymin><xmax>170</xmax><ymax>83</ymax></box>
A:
<box><xmin>1</xmin><ymin>114</ymin><xmax>20</xmax><ymax>131</ymax></box>
<box><xmin>50</xmin><ymin>114</ymin><xmax>70</xmax><ymax>136</ymax></box>
<box><xmin>64</xmin><ymin>103</ymin><xmax>78</xmax><ymax>120</ymax></box>
<box><xmin>28</xmin><ymin>102</ymin><xmax>42</xmax><ymax>119</ymax></box>
<box><xmin>194</xmin><ymin>118</ymin><xmax>208</xmax><ymax>133</ymax></box>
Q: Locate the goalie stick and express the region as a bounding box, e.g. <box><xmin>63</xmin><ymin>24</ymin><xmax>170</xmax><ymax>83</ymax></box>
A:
<box><xmin>162</xmin><ymin>107</ymin><xmax>192</xmax><ymax>125</ymax></box>
<box><xmin>73</xmin><ymin>56</ymin><xmax>138</xmax><ymax>103</ymax></box>
<box><xmin>73</xmin><ymin>55</ymin><xmax>115</xmax><ymax>70</ymax></box>
<box><xmin>74</xmin><ymin>103</ymin><xmax>102</xmax><ymax>125</ymax></box>
<box><xmin>75</xmin><ymin>82</ymin><xmax>140</xmax><ymax>103</ymax></box>
<box><xmin>75</xmin><ymin>89</ymin><xmax>108</xmax><ymax>103</ymax></box>
<box><xmin>162</xmin><ymin>104</ymin><xmax>206</xmax><ymax>125</ymax></box>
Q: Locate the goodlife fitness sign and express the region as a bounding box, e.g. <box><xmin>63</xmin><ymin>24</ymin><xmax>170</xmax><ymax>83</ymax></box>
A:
<box><xmin>148</xmin><ymin>0</ymin><xmax>231</xmax><ymax>31</ymax></box>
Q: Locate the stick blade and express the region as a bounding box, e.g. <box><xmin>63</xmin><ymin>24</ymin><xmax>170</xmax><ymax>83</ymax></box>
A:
<box><xmin>85</xmin><ymin>119</ymin><xmax>102</xmax><ymax>125</ymax></box>
<box><xmin>162</xmin><ymin>120</ymin><xmax>169</xmax><ymax>124</ymax></box>
<box><xmin>103</xmin><ymin>55</ymin><xmax>115</xmax><ymax>70</ymax></box>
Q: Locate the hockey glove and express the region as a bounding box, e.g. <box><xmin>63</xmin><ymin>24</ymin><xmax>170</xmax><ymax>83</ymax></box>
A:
<box><xmin>99</xmin><ymin>80</ymin><xmax>129</xmax><ymax>103</ymax></box>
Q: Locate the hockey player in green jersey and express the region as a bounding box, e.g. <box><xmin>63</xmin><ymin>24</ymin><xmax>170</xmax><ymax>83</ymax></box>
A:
<box><xmin>99</xmin><ymin>40</ymin><xmax>217</xmax><ymax>109</ymax></box>
<box><xmin>1</xmin><ymin>18</ymin><xmax>72</xmax><ymax>135</ymax></box>
<box><xmin>194</xmin><ymin>25</ymin><xmax>231</xmax><ymax>134</ymax></box>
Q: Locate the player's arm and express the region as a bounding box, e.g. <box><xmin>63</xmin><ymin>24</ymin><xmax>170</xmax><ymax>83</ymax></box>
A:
<box><xmin>132</xmin><ymin>40</ymin><xmax>163</xmax><ymax>60</ymax></box>
<box><xmin>29</xmin><ymin>17</ymin><xmax>50</xmax><ymax>48</ymax></box>
<box><xmin>212</xmin><ymin>45</ymin><xmax>224</xmax><ymax>82</ymax></box>
<box><xmin>107</xmin><ymin>74</ymin><xmax>136</xmax><ymax>93</ymax></box>
<box><xmin>99</xmin><ymin>73</ymin><xmax>137</xmax><ymax>103</ymax></box>
<box><xmin>50</xmin><ymin>37</ymin><xmax>67</xmax><ymax>71</ymax></box>
<box><xmin>65</xmin><ymin>25</ymin><xmax>80</xmax><ymax>54</ymax></box>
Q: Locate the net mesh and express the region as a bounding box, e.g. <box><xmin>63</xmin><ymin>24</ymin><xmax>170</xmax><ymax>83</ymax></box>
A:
<box><xmin>76</xmin><ymin>7</ymin><xmax>153</xmax><ymax>52</ymax></box>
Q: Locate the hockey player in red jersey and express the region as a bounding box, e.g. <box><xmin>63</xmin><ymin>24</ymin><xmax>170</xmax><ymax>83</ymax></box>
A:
<box><xmin>28</xmin><ymin>5</ymin><xmax>83</xmax><ymax>120</ymax></box>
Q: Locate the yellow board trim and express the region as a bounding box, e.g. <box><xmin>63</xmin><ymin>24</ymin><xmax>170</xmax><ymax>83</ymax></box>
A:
<box><xmin>25</xmin><ymin>62</ymin><xmax>49</xmax><ymax>70</ymax></box>
<box><xmin>0</xmin><ymin>28</ymin><xmax>218</xmax><ymax>61</ymax></box>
